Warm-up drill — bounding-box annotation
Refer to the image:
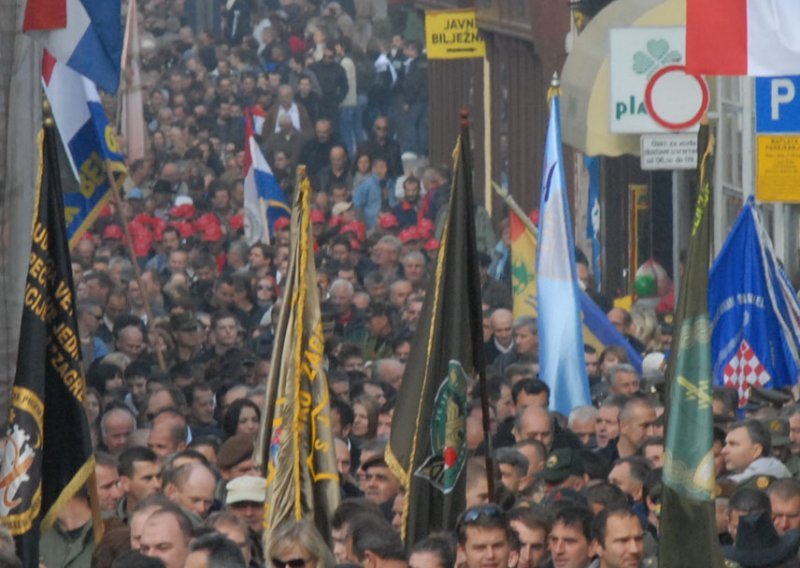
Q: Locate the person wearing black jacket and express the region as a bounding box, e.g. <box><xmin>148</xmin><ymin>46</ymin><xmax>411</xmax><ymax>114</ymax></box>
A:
<box><xmin>395</xmin><ymin>40</ymin><xmax>428</xmax><ymax>155</ymax></box>
<box><xmin>309</xmin><ymin>41</ymin><xmax>349</xmax><ymax>125</ymax></box>
<box><xmin>356</xmin><ymin>116</ymin><xmax>404</xmax><ymax>179</ymax></box>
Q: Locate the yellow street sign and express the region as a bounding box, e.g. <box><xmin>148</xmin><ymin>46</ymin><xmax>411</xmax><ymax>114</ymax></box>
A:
<box><xmin>757</xmin><ymin>135</ymin><xmax>800</xmax><ymax>202</ymax></box>
<box><xmin>425</xmin><ymin>10</ymin><xmax>486</xmax><ymax>60</ymax></box>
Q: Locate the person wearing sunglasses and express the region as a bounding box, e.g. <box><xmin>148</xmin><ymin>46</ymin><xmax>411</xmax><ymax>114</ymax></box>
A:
<box><xmin>456</xmin><ymin>504</ymin><xmax>514</xmax><ymax>568</ymax></box>
<box><xmin>266</xmin><ymin>519</ymin><xmax>336</xmax><ymax>568</ymax></box>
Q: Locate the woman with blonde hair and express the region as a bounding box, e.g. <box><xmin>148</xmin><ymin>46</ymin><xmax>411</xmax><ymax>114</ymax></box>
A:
<box><xmin>267</xmin><ymin>519</ymin><xmax>336</xmax><ymax>568</ymax></box>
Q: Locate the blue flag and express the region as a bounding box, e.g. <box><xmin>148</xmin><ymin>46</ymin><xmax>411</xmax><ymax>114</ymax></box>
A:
<box><xmin>536</xmin><ymin>93</ymin><xmax>591</xmax><ymax>417</ymax></box>
<box><xmin>709</xmin><ymin>196</ymin><xmax>800</xmax><ymax>406</ymax></box>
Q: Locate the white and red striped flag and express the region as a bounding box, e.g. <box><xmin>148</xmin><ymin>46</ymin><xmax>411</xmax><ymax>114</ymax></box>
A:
<box><xmin>687</xmin><ymin>0</ymin><xmax>800</xmax><ymax>76</ymax></box>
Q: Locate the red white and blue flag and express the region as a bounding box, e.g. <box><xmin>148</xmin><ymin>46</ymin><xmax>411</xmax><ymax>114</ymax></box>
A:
<box><xmin>243</xmin><ymin>108</ymin><xmax>290</xmax><ymax>244</ymax></box>
<box><xmin>24</xmin><ymin>0</ymin><xmax>122</xmax><ymax>93</ymax></box>
<box><xmin>687</xmin><ymin>0</ymin><xmax>800</xmax><ymax>76</ymax></box>
<box><xmin>42</xmin><ymin>52</ymin><xmax>127</xmax><ymax>247</ymax></box>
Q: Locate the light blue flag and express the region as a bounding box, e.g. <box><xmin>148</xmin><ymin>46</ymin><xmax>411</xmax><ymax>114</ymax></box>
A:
<box><xmin>536</xmin><ymin>93</ymin><xmax>591</xmax><ymax>417</ymax></box>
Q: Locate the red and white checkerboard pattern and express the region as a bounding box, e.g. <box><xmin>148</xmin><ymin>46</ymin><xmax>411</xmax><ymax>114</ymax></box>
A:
<box><xmin>723</xmin><ymin>339</ymin><xmax>771</xmax><ymax>406</ymax></box>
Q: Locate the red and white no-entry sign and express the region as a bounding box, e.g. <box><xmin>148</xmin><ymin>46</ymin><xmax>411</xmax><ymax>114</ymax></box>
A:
<box><xmin>644</xmin><ymin>64</ymin><xmax>710</xmax><ymax>131</ymax></box>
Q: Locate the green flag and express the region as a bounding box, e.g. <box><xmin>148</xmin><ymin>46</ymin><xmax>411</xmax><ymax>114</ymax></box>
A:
<box><xmin>254</xmin><ymin>169</ymin><xmax>340</xmax><ymax>542</ymax></box>
<box><xmin>659</xmin><ymin>123</ymin><xmax>724</xmax><ymax>568</ymax></box>
<box><xmin>386</xmin><ymin>114</ymin><xmax>487</xmax><ymax>545</ymax></box>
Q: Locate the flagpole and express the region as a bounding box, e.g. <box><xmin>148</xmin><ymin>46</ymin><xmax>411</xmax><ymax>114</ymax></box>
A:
<box><xmin>461</xmin><ymin>109</ymin><xmax>496</xmax><ymax>502</ymax></box>
<box><xmin>104</xmin><ymin>160</ymin><xmax>167</xmax><ymax>371</ymax></box>
<box><xmin>492</xmin><ymin>181</ymin><xmax>538</xmax><ymax>235</ymax></box>
<box><xmin>258</xmin><ymin>197</ymin><xmax>271</xmax><ymax>245</ymax></box>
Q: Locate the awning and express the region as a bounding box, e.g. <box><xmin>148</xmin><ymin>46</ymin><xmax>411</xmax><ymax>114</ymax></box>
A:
<box><xmin>560</xmin><ymin>0</ymin><xmax>689</xmax><ymax>157</ymax></box>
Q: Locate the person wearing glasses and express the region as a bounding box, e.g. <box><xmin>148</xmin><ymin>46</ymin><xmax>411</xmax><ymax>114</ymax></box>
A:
<box><xmin>456</xmin><ymin>504</ymin><xmax>514</xmax><ymax>568</ymax></box>
<box><xmin>266</xmin><ymin>519</ymin><xmax>336</xmax><ymax>568</ymax></box>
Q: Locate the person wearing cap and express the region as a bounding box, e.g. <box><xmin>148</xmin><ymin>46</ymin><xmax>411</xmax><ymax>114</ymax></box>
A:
<box><xmin>272</xmin><ymin>216</ymin><xmax>291</xmax><ymax>246</ymax></box>
<box><xmin>538</xmin><ymin>449</ymin><xmax>589</xmax><ymax>495</ymax></box>
<box><xmin>170</xmin><ymin>312</ymin><xmax>204</xmax><ymax>364</ymax></box>
<box><xmin>217</xmin><ymin>434</ymin><xmax>260</xmax><ymax>482</ymax></box>
<box><xmin>456</xmin><ymin>504</ymin><xmax>513</xmax><ymax>568</ymax></box>
<box><xmin>724</xmin><ymin>420</ymin><xmax>791</xmax><ymax>484</ymax></box>
<box><xmin>354</xmin><ymin>157</ymin><xmax>392</xmax><ymax>229</ymax></box>
<box><xmin>392</xmin><ymin>176</ymin><xmax>423</xmax><ymax>229</ymax></box>
<box><xmin>225</xmin><ymin>475</ymin><xmax>266</xmax><ymax>539</ymax></box>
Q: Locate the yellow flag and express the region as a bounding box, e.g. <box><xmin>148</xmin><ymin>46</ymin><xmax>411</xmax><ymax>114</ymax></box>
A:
<box><xmin>255</xmin><ymin>168</ymin><xmax>339</xmax><ymax>540</ymax></box>
<box><xmin>510</xmin><ymin>209</ymin><xmax>538</xmax><ymax>319</ymax></box>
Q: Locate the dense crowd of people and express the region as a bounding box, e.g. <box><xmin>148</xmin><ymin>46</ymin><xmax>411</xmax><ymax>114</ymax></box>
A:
<box><xmin>4</xmin><ymin>1</ymin><xmax>800</xmax><ymax>567</ymax></box>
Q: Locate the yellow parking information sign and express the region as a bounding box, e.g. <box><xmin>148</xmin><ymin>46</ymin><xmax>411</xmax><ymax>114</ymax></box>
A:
<box><xmin>757</xmin><ymin>135</ymin><xmax>800</xmax><ymax>202</ymax></box>
<box><xmin>425</xmin><ymin>10</ymin><xmax>486</xmax><ymax>59</ymax></box>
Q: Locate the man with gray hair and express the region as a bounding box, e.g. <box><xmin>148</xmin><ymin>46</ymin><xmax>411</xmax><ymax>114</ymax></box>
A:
<box><xmin>493</xmin><ymin>316</ymin><xmax>538</xmax><ymax>374</ymax></box>
<box><xmin>329</xmin><ymin>278</ymin><xmax>367</xmax><ymax>342</ymax></box>
<box><xmin>101</xmin><ymin>406</ymin><xmax>137</xmax><ymax>456</ymax></box>
<box><xmin>605</xmin><ymin>363</ymin><xmax>640</xmax><ymax>396</ymax></box>
<box><xmin>374</xmin><ymin>235</ymin><xmax>402</xmax><ymax>280</ymax></box>
<box><xmin>568</xmin><ymin>405</ymin><xmax>598</xmax><ymax>447</ymax></box>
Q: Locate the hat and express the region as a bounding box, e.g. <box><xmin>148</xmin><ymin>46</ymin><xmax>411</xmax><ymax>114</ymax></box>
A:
<box><xmin>537</xmin><ymin>449</ymin><xmax>584</xmax><ymax>483</ymax></box>
<box><xmin>377</xmin><ymin>213</ymin><xmax>399</xmax><ymax>230</ymax></box>
<box><xmin>216</xmin><ymin>434</ymin><xmax>255</xmax><ymax>469</ymax></box>
<box><xmin>340</xmin><ymin>221</ymin><xmax>366</xmax><ymax>242</ymax></box>
<box><xmin>170</xmin><ymin>313</ymin><xmax>201</xmax><ymax>332</ymax></box>
<box><xmin>310</xmin><ymin>209</ymin><xmax>326</xmax><ymax>224</ymax></box>
<box><xmin>200</xmin><ymin>223</ymin><xmax>224</xmax><ymax>242</ymax></box>
<box><xmin>399</xmin><ymin>226</ymin><xmax>424</xmax><ymax>244</ymax></box>
<box><xmin>331</xmin><ymin>202</ymin><xmax>353</xmax><ymax>217</ymax></box>
<box><xmin>174</xmin><ymin>195</ymin><xmax>193</xmax><ymax>207</ymax></box>
<box><xmin>127</xmin><ymin>187</ymin><xmax>144</xmax><ymax>200</ymax></box>
<box><xmin>722</xmin><ymin>511</ymin><xmax>800</xmax><ymax>567</ymax></box>
<box><xmin>103</xmin><ymin>225</ymin><xmax>123</xmax><ymax>240</ymax></box>
<box><xmin>424</xmin><ymin>238</ymin><xmax>440</xmax><ymax>251</ymax></box>
<box><xmin>766</xmin><ymin>418</ymin><xmax>791</xmax><ymax>448</ymax></box>
<box><xmin>229</xmin><ymin>213</ymin><xmax>244</xmax><ymax>232</ymax></box>
<box><xmin>169</xmin><ymin>203</ymin><xmax>196</xmax><ymax>219</ymax></box>
<box><xmin>642</xmin><ymin>352</ymin><xmax>666</xmax><ymax>377</ymax></box>
<box><xmin>273</xmin><ymin>217</ymin><xmax>291</xmax><ymax>231</ymax></box>
<box><xmin>225</xmin><ymin>476</ymin><xmax>266</xmax><ymax>505</ymax></box>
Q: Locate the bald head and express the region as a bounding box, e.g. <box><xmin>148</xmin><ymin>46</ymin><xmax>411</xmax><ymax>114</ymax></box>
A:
<box><xmin>165</xmin><ymin>463</ymin><xmax>217</xmax><ymax>519</ymax></box>
<box><xmin>514</xmin><ymin>406</ymin><xmax>554</xmax><ymax>450</ymax></box>
<box><xmin>490</xmin><ymin>308</ymin><xmax>514</xmax><ymax>348</ymax></box>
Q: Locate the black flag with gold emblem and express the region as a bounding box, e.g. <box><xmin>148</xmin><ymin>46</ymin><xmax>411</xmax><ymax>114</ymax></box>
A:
<box><xmin>386</xmin><ymin>112</ymin><xmax>487</xmax><ymax>546</ymax></box>
<box><xmin>0</xmin><ymin>123</ymin><xmax>97</xmax><ymax>567</ymax></box>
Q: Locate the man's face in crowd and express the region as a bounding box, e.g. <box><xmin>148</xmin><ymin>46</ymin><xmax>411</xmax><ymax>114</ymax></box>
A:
<box><xmin>722</xmin><ymin>426</ymin><xmax>763</xmax><ymax>474</ymax></box>
<box><xmin>167</xmin><ymin>467</ymin><xmax>216</xmax><ymax>519</ymax></box>
<box><xmin>214</xmin><ymin>282</ymin><xmax>235</xmax><ymax>308</ymax></box>
<box><xmin>569</xmin><ymin>417</ymin><xmax>596</xmax><ymax>446</ymax></box>
<box><xmin>316</xmin><ymin>120</ymin><xmax>332</xmax><ymax>142</ymax></box>
<box><xmin>619</xmin><ymin>403</ymin><xmax>656</xmax><ymax>451</ymax></box>
<box><xmin>790</xmin><ymin>413</ymin><xmax>800</xmax><ymax>455</ymax></box>
<box><xmin>771</xmin><ymin>491</ymin><xmax>800</xmax><ymax>535</ymax></box>
<box><xmin>140</xmin><ymin>513</ymin><xmax>190</xmax><ymax>568</ymax></box>
<box><xmin>608</xmin><ymin>462</ymin><xmax>643</xmax><ymax>502</ymax></box>
<box><xmin>610</xmin><ymin>371</ymin><xmax>639</xmax><ymax>396</ymax></box>
<box><xmin>120</xmin><ymin>460</ymin><xmax>162</xmax><ymax>505</ymax></box>
<box><xmin>403</xmin><ymin>180</ymin><xmax>421</xmax><ymax>203</ymax></box>
<box><xmin>516</xmin><ymin>408</ymin><xmax>554</xmax><ymax>450</ymax></box>
<box><xmin>595</xmin><ymin>406</ymin><xmax>620</xmax><ymax>448</ymax></box>
<box><xmin>549</xmin><ymin>521</ymin><xmax>591</xmax><ymax>568</ymax></box>
<box><xmin>585</xmin><ymin>352</ymin><xmax>599</xmax><ymax>377</ymax></box>
<box><xmin>591</xmin><ymin>513</ymin><xmax>644</xmax><ymax>568</ymax></box>
<box><xmin>330</xmin><ymin>286</ymin><xmax>353</xmax><ymax>315</ymax></box>
<box><xmin>103</xmin><ymin>410</ymin><xmax>135</xmax><ymax>455</ymax></box>
<box><xmin>495</xmin><ymin>384</ymin><xmax>515</xmax><ymax>422</ymax></box>
<box><xmin>229</xmin><ymin>500</ymin><xmax>264</xmax><ymax>533</ymax></box>
<box><xmin>491</xmin><ymin>310</ymin><xmax>514</xmax><ymax>348</ymax></box>
<box><xmin>363</xmin><ymin>464</ymin><xmax>400</xmax><ymax>505</ymax></box>
<box><xmin>374</xmin><ymin>118</ymin><xmax>389</xmax><ymax>142</ymax></box>
<box><xmin>190</xmin><ymin>388</ymin><xmax>215</xmax><ymax>425</ymax></box>
<box><xmin>117</xmin><ymin>326</ymin><xmax>145</xmax><ymax>360</ymax></box>
<box><xmin>95</xmin><ymin>463</ymin><xmax>122</xmax><ymax>512</ymax></box>
<box><xmin>214</xmin><ymin>316</ymin><xmax>238</xmax><ymax>348</ymax></box>
<box><xmin>498</xmin><ymin>463</ymin><xmax>523</xmax><ymax>493</ymax></box>
<box><xmin>460</xmin><ymin>526</ymin><xmax>511</xmax><ymax>568</ymax></box>
<box><xmin>511</xmin><ymin>520</ymin><xmax>547</xmax><ymax>568</ymax></box>
<box><xmin>514</xmin><ymin>326</ymin><xmax>538</xmax><ymax>355</ymax></box>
